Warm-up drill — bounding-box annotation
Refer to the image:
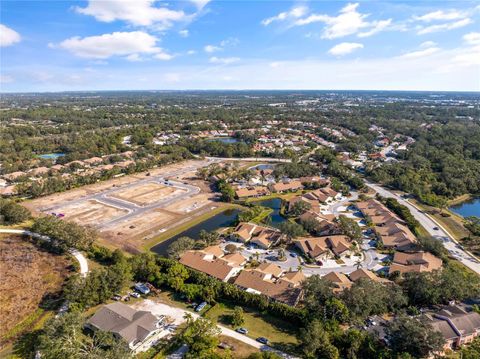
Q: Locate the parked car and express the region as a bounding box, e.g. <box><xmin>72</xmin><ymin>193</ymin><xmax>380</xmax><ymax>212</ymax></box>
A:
<box><xmin>236</xmin><ymin>327</ymin><xmax>248</xmax><ymax>335</ymax></box>
<box><xmin>433</xmin><ymin>226</ymin><xmax>439</xmax><ymax>230</ymax></box>
<box><xmin>112</xmin><ymin>295</ymin><xmax>121</xmax><ymax>301</ymax></box>
<box><xmin>289</xmin><ymin>253</ymin><xmax>297</xmax><ymax>258</ymax></box>
<box><xmin>256</xmin><ymin>337</ymin><xmax>269</xmax><ymax>344</ymax></box>
<box><xmin>195</xmin><ymin>302</ymin><xmax>207</xmax><ymax>312</ymax></box>
<box><xmin>130</xmin><ymin>292</ymin><xmax>140</xmax><ymax>298</ymax></box>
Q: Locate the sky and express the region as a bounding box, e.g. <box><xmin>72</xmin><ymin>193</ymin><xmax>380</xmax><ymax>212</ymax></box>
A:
<box><xmin>1</xmin><ymin>0</ymin><xmax>479</xmax><ymax>92</ymax></box>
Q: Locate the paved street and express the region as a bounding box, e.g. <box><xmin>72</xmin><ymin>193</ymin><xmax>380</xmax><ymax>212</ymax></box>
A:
<box><xmin>366</xmin><ymin>182</ymin><xmax>480</xmax><ymax>275</ymax></box>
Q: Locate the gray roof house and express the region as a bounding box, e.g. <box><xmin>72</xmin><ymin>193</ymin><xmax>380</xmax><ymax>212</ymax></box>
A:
<box><xmin>86</xmin><ymin>302</ymin><xmax>163</xmax><ymax>353</ymax></box>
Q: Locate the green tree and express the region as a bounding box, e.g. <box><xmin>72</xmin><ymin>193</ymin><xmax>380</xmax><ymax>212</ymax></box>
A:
<box><xmin>278</xmin><ymin>221</ymin><xmax>305</xmax><ymax>241</ymax></box>
<box><xmin>299</xmin><ymin>320</ymin><xmax>339</xmax><ymax>359</ymax></box>
<box><xmin>231</xmin><ymin>306</ymin><xmax>245</xmax><ymax>327</ymax></box>
<box><xmin>386</xmin><ymin>315</ymin><xmax>444</xmax><ymax>358</ymax></box>
<box><xmin>338</xmin><ymin>215</ymin><xmax>362</xmax><ymax>241</ymax></box>
<box><xmin>166</xmin><ymin>262</ymin><xmax>189</xmax><ymax>291</ymax></box>
<box><xmin>181</xmin><ymin>313</ymin><xmax>221</xmax><ymax>359</ymax></box>
<box><xmin>167</xmin><ymin>236</ymin><xmax>195</xmax><ymax>259</ymax></box>
<box><xmin>0</xmin><ymin>199</ymin><xmax>31</xmax><ymax>224</ymax></box>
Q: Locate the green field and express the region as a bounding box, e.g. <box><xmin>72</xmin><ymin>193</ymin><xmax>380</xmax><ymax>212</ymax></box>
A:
<box><xmin>204</xmin><ymin>302</ymin><xmax>299</xmax><ymax>352</ymax></box>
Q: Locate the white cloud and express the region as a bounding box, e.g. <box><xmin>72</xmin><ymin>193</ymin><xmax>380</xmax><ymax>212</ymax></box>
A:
<box><xmin>0</xmin><ymin>24</ymin><xmax>21</xmax><ymax>47</ymax></box>
<box><xmin>125</xmin><ymin>53</ymin><xmax>143</xmax><ymax>62</ymax></box>
<box><xmin>267</xmin><ymin>3</ymin><xmax>391</xmax><ymax>39</ymax></box>
<box><xmin>204</xmin><ymin>44</ymin><xmax>221</xmax><ymax>53</ymax></box>
<box><xmin>414</xmin><ymin>9</ymin><xmax>466</xmax><ymax>22</ymax></box>
<box><xmin>261</xmin><ymin>6</ymin><xmax>308</xmax><ymax>26</ymax></box>
<box><xmin>328</xmin><ymin>42</ymin><xmax>363</xmax><ymax>56</ymax></box>
<box><xmin>154</xmin><ymin>52</ymin><xmax>174</xmax><ymax>61</ymax></box>
<box><xmin>463</xmin><ymin>32</ymin><xmax>480</xmax><ymax>45</ymax></box>
<box><xmin>358</xmin><ymin>19</ymin><xmax>392</xmax><ymax>38</ymax></box>
<box><xmin>57</xmin><ymin>31</ymin><xmax>170</xmax><ymax>60</ymax></box>
<box><xmin>179</xmin><ymin>29</ymin><xmax>189</xmax><ymax>37</ymax></box>
<box><xmin>419</xmin><ymin>41</ymin><xmax>437</xmax><ymax>48</ymax></box>
<box><xmin>417</xmin><ymin>18</ymin><xmax>472</xmax><ymax>35</ymax></box>
<box><xmin>209</xmin><ymin>56</ymin><xmax>240</xmax><ymax>64</ymax></box>
<box><xmin>75</xmin><ymin>0</ymin><xmax>187</xmax><ymax>28</ymax></box>
<box><xmin>190</xmin><ymin>0</ymin><xmax>211</xmax><ymax>10</ymax></box>
<box><xmin>187</xmin><ymin>50</ymin><xmax>197</xmax><ymax>55</ymax></box>
<box><xmin>204</xmin><ymin>38</ymin><xmax>238</xmax><ymax>53</ymax></box>
<box><xmin>400</xmin><ymin>47</ymin><xmax>440</xmax><ymax>59</ymax></box>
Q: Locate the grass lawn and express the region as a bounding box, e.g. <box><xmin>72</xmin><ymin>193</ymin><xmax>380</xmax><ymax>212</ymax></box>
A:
<box><xmin>204</xmin><ymin>302</ymin><xmax>299</xmax><ymax>352</ymax></box>
<box><xmin>216</xmin><ymin>335</ymin><xmax>259</xmax><ymax>358</ymax></box>
<box><xmin>142</xmin><ymin>203</ymin><xmax>245</xmax><ymax>250</ymax></box>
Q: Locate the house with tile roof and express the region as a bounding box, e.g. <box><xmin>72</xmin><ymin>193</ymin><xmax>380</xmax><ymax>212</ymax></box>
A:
<box><xmin>389</xmin><ymin>251</ymin><xmax>443</xmax><ymax>275</ymax></box>
<box><xmin>86</xmin><ymin>302</ymin><xmax>163</xmax><ymax>353</ymax></box>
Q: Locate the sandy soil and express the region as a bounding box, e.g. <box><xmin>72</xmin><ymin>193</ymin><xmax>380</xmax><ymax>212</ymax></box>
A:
<box><xmin>0</xmin><ymin>236</ymin><xmax>70</xmax><ymax>345</ymax></box>
<box><xmin>55</xmin><ymin>200</ymin><xmax>128</xmax><ymax>225</ymax></box>
<box><xmin>111</xmin><ymin>182</ymin><xmax>185</xmax><ymax>206</ymax></box>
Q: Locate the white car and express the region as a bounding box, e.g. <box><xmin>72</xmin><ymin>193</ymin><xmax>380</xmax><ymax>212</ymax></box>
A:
<box><xmin>130</xmin><ymin>292</ymin><xmax>141</xmax><ymax>298</ymax></box>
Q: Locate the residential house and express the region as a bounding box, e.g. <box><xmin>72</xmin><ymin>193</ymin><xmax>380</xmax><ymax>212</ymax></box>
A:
<box><xmin>231</xmin><ymin>222</ymin><xmax>283</xmax><ymax>249</ymax></box>
<box><xmin>356</xmin><ymin>199</ymin><xmax>416</xmax><ymax>250</ymax></box>
<box><xmin>179</xmin><ymin>245</ymin><xmax>247</xmax><ymax>282</ymax></box>
<box><xmin>323</xmin><ymin>271</ymin><xmax>352</xmax><ymax>293</ymax></box>
<box><xmin>86</xmin><ymin>302</ymin><xmax>163</xmax><ymax>353</ymax></box>
<box><xmin>3</xmin><ymin>171</ymin><xmax>27</xmax><ymax>182</ymax></box>
<box><xmin>349</xmin><ymin>268</ymin><xmax>390</xmax><ymax>284</ymax></box>
<box><xmin>295</xmin><ymin>235</ymin><xmax>351</xmax><ymax>261</ymax></box>
<box><xmin>389</xmin><ymin>251</ymin><xmax>443</xmax><ymax>275</ymax></box>
<box><xmin>235</xmin><ymin>186</ymin><xmax>270</xmax><ymax>199</ymax></box>
<box><xmin>424</xmin><ymin>304</ymin><xmax>480</xmax><ymax>353</ymax></box>
<box><xmin>234</xmin><ymin>263</ymin><xmax>305</xmax><ymax>306</ymax></box>
<box><xmin>268</xmin><ymin>180</ymin><xmax>303</xmax><ymax>193</ymax></box>
<box><xmin>298</xmin><ymin>211</ymin><xmax>339</xmax><ymax>236</ymax></box>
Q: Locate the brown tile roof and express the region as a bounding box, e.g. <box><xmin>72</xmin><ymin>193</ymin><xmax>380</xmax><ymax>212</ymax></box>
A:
<box><xmin>87</xmin><ymin>302</ymin><xmax>158</xmax><ymax>345</ymax></box>
<box><xmin>269</xmin><ymin>180</ymin><xmax>303</xmax><ymax>193</ymax></box>
<box><xmin>234</xmin><ymin>269</ymin><xmax>303</xmax><ymax>306</ymax></box>
<box><xmin>223</xmin><ymin>252</ymin><xmax>247</xmax><ymax>266</ymax></box>
<box><xmin>349</xmin><ymin>268</ymin><xmax>387</xmax><ymax>283</ymax></box>
<box><xmin>323</xmin><ymin>271</ymin><xmax>352</xmax><ymax>292</ymax></box>
<box><xmin>389</xmin><ymin>251</ymin><xmax>442</xmax><ymax>274</ymax></box>
<box><xmin>235</xmin><ymin>186</ymin><xmax>270</xmax><ymax>198</ymax></box>
<box><xmin>179</xmin><ymin>251</ymin><xmax>238</xmax><ymax>281</ymax></box>
<box><xmin>256</xmin><ymin>262</ymin><xmax>284</xmax><ymax>277</ymax></box>
<box><xmin>202</xmin><ymin>245</ymin><xmax>224</xmax><ymax>257</ymax></box>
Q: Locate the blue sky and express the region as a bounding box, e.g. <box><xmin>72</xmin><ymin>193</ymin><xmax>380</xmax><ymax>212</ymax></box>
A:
<box><xmin>1</xmin><ymin>0</ymin><xmax>479</xmax><ymax>92</ymax></box>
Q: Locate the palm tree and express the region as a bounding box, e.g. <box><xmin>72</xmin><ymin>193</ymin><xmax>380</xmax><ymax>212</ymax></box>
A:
<box><xmin>355</xmin><ymin>258</ymin><xmax>363</xmax><ymax>270</ymax></box>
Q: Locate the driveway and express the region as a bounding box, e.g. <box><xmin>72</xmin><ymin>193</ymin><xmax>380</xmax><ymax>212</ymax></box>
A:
<box><xmin>366</xmin><ymin>182</ymin><xmax>480</xmax><ymax>275</ymax></box>
<box><xmin>132</xmin><ymin>299</ymin><xmax>298</xmax><ymax>359</ymax></box>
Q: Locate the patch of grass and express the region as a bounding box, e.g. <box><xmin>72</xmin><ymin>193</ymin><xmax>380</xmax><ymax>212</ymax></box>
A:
<box><xmin>204</xmin><ymin>302</ymin><xmax>299</xmax><ymax>351</ymax></box>
<box><xmin>143</xmin><ymin>203</ymin><xmax>244</xmax><ymax>250</ymax></box>
<box><xmin>216</xmin><ymin>335</ymin><xmax>259</xmax><ymax>358</ymax></box>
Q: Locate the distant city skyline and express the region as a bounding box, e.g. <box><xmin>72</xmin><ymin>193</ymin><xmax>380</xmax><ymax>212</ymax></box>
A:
<box><xmin>1</xmin><ymin>1</ymin><xmax>479</xmax><ymax>92</ymax></box>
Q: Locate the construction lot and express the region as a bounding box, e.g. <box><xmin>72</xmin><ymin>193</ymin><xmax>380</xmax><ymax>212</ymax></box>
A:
<box><xmin>24</xmin><ymin>159</ymin><xmax>221</xmax><ymax>252</ymax></box>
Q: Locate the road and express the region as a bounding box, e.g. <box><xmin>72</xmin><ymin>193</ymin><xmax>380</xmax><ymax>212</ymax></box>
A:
<box><xmin>0</xmin><ymin>228</ymin><xmax>89</xmax><ymax>277</ymax></box>
<box><xmin>366</xmin><ymin>182</ymin><xmax>480</xmax><ymax>275</ymax></box>
<box><xmin>205</xmin><ymin>156</ymin><xmax>292</xmax><ymax>163</ymax></box>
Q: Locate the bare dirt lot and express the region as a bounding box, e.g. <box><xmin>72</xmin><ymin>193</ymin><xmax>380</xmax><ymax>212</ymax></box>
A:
<box><xmin>111</xmin><ymin>182</ymin><xmax>185</xmax><ymax>206</ymax></box>
<box><xmin>0</xmin><ymin>235</ymin><xmax>70</xmax><ymax>347</ymax></box>
<box><xmin>23</xmin><ymin>159</ymin><xmax>218</xmax><ymax>253</ymax></box>
<box><xmin>55</xmin><ymin>199</ymin><xmax>128</xmax><ymax>225</ymax></box>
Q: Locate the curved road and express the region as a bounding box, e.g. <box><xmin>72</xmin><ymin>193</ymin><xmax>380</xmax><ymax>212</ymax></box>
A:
<box><xmin>0</xmin><ymin>228</ymin><xmax>89</xmax><ymax>277</ymax></box>
<box><xmin>366</xmin><ymin>182</ymin><xmax>480</xmax><ymax>275</ymax></box>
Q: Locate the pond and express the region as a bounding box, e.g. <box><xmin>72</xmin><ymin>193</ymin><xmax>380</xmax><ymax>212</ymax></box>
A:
<box><xmin>38</xmin><ymin>153</ymin><xmax>65</xmax><ymax>160</ymax></box>
<box><xmin>449</xmin><ymin>197</ymin><xmax>480</xmax><ymax>218</ymax></box>
<box><xmin>151</xmin><ymin>208</ymin><xmax>241</xmax><ymax>256</ymax></box>
<box><xmin>206</xmin><ymin>137</ymin><xmax>240</xmax><ymax>144</ymax></box>
<box><xmin>252</xmin><ymin>198</ymin><xmax>287</xmax><ymax>227</ymax></box>
<box><xmin>249</xmin><ymin>164</ymin><xmax>275</xmax><ymax>171</ymax></box>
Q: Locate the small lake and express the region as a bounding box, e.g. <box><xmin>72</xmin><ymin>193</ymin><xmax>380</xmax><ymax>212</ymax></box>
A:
<box><xmin>206</xmin><ymin>137</ymin><xmax>240</xmax><ymax>144</ymax></box>
<box><xmin>151</xmin><ymin>209</ymin><xmax>240</xmax><ymax>256</ymax></box>
<box><xmin>249</xmin><ymin>164</ymin><xmax>275</xmax><ymax>171</ymax></box>
<box><xmin>449</xmin><ymin>197</ymin><xmax>480</xmax><ymax>218</ymax></box>
<box><xmin>252</xmin><ymin>198</ymin><xmax>286</xmax><ymax>226</ymax></box>
<box><xmin>38</xmin><ymin>153</ymin><xmax>65</xmax><ymax>160</ymax></box>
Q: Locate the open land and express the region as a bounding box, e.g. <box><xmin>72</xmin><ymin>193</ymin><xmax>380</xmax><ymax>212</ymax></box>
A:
<box><xmin>23</xmin><ymin>159</ymin><xmax>224</xmax><ymax>252</ymax></box>
<box><xmin>0</xmin><ymin>235</ymin><xmax>70</xmax><ymax>348</ymax></box>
